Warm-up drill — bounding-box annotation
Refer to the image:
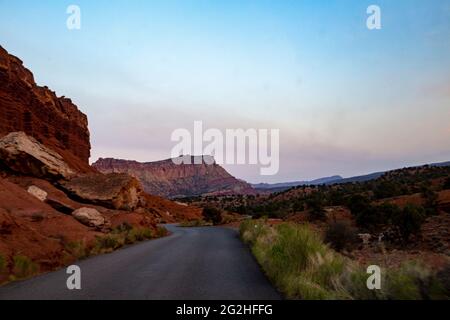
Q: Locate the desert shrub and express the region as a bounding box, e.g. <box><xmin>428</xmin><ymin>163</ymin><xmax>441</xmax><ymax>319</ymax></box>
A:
<box><xmin>31</xmin><ymin>213</ymin><xmax>44</xmax><ymax>222</ymax></box>
<box><xmin>0</xmin><ymin>254</ymin><xmax>6</xmax><ymax>273</ymax></box>
<box><xmin>156</xmin><ymin>226</ymin><xmax>168</xmax><ymax>237</ymax></box>
<box><xmin>436</xmin><ymin>265</ymin><xmax>450</xmax><ymax>296</ymax></box>
<box><xmin>239</xmin><ymin>219</ymin><xmax>270</xmax><ymax>246</ymax></box>
<box><xmin>179</xmin><ymin>220</ymin><xmax>212</xmax><ymax>227</ymax></box>
<box><xmin>114</xmin><ymin>222</ymin><xmax>133</xmax><ymax>234</ymax></box>
<box><xmin>243</xmin><ymin>221</ymin><xmax>349</xmax><ymax>299</ymax></box>
<box><xmin>324</xmin><ymin>221</ymin><xmax>359</xmax><ymax>252</ymax></box>
<box><xmin>306</xmin><ymin>195</ymin><xmax>326</xmax><ymax>221</ymax></box>
<box><xmin>443</xmin><ymin>177</ymin><xmax>450</xmax><ymax>190</ymax></box>
<box><xmin>421</xmin><ymin>187</ymin><xmax>439</xmax><ymax>216</ymax></box>
<box><xmin>93</xmin><ymin>234</ymin><xmax>124</xmax><ymax>254</ymax></box>
<box><xmin>240</xmin><ymin>220</ymin><xmax>449</xmax><ymax>300</ymax></box>
<box><xmin>12</xmin><ymin>255</ymin><xmax>39</xmax><ymax>279</ymax></box>
<box><xmin>202</xmin><ymin>206</ymin><xmax>222</xmax><ymax>225</ymax></box>
<box><xmin>352</xmin><ymin>202</ymin><xmax>402</xmax><ymax>232</ymax></box>
<box><xmin>126</xmin><ymin>228</ymin><xmax>154</xmax><ymax>243</ymax></box>
<box><xmin>391</xmin><ymin>204</ymin><xmax>426</xmax><ymax>242</ymax></box>
<box><xmin>374</xmin><ymin>181</ymin><xmax>402</xmax><ymax>199</ymax></box>
<box><xmin>383</xmin><ymin>263</ymin><xmax>448</xmax><ymax>300</ymax></box>
<box><xmin>65</xmin><ymin>240</ymin><xmax>88</xmax><ymax>259</ymax></box>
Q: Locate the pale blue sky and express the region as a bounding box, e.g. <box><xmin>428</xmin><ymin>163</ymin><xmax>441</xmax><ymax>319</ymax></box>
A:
<box><xmin>1</xmin><ymin>0</ymin><xmax>449</xmax><ymax>183</ymax></box>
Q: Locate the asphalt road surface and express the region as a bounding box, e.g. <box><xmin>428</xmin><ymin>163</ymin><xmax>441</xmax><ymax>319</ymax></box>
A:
<box><xmin>0</xmin><ymin>225</ymin><xmax>281</xmax><ymax>300</ymax></box>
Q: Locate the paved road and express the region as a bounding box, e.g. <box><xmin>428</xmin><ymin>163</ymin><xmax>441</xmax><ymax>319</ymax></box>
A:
<box><xmin>0</xmin><ymin>225</ymin><xmax>281</xmax><ymax>300</ymax></box>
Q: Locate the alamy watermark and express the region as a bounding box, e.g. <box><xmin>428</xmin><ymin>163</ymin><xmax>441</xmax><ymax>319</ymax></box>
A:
<box><xmin>367</xmin><ymin>265</ymin><xmax>381</xmax><ymax>290</ymax></box>
<box><xmin>367</xmin><ymin>5</ymin><xmax>382</xmax><ymax>30</ymax></box>
<box><xmin>66</xmin><ymin>5</ymin><xmax>81</xmax><ymax>30</ymax></box>
<box><xmin>171</xmin><ymin>121</ymin><xmax>280</xmax><ymax>176</ymax></box>
<box><xmin>66</xmin><ymin>265</ymin><xmax>81</xmax><ymax>290</ymax></box>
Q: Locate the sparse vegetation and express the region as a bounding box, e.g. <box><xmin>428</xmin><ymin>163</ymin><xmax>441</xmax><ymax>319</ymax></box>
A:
<box><xmin>179</xmin><ymin>220</ymin><xmax>213</xmax><ymax>227</ymax></box>
<box><xmin>444</xmin><ymin>177</ymin><xmax>450</xmax><ymax>190</ymax></box>
<box><xmin>240</xmin><ymin>220</ymin><xmax>449</xmax><ymax>300</ymax></box>
<box><xmin>91</xmin><ymin>224</ymin><xmax>159</xmax><ymax>254</ymax></box>
<box><xmin>65</xmin><ymin>240</ymin><xmax>89</xmax><ymax>260</ymax></box>
<box><xmin>324</xmin><ymin>221</ymin><xmax>359</xmax><ymax>252</ymax></box>
<box><xmin>391</xmin><ymin>204</ymin><xmax>426</xmax><ymax>243</ymax></box>
<box><xmin>12</xmin><ymin>255</ymin><xmax>39</xmax><ymax>279</ymax></box>
<box><xmin>202</xmin><ymin>206</ymin><xmax>223</xmax><ymax>225</ymax></box>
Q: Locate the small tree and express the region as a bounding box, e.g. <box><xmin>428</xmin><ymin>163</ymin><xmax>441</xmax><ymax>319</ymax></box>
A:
<box><xmin>443</xmin><ymin>177</ymin><xmax>450</xmax><ymax>190</ymax></box>
<box><xmin>422</xmin><ymin>187</ymin><xmax>438</xmax><ymax>216</ymax></box>
<box><xmin>324</xmin><ymin>221</ymin><xmax>359</xmax><ymax>252</ymax></box>
<box><xmin>391</xmin><ymin>204</ymin><xmax>426</xmax><ymax>242</ymax></box>
<box><xmin>202</xmin><ymin>206</ymin><xmax>222</xmax><ymax>225</ymax></box>
<box><xmin>306</xmin><ymin>195</ymin><xmax>326</xmax><ymax>221</ymax></box>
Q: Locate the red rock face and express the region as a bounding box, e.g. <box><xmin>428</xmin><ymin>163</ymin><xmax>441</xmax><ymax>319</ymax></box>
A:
<box><xmin>0</xmin><ymin>46</ymin><xmax>92</xmax><ymax>173</ymax></box>
<box><xmin>92</xmin><ymin>157</ymin><xmax>256</xmax><ymax>198</ymax></box>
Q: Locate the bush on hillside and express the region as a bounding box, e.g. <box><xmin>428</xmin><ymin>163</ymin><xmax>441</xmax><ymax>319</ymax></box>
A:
<box><xmin>324</xmin><ymin>221</ymin><xmax>359</xmax><ymax>252</ymax></box>
<box><xmin>202</xmin><ymin>206</ymin><xmax>223</xmax><ymax>225</ymax></box>
<box><xmin>444</xmin><ymin>177</ymin><xmax>450</xmax><ymax>190</ymax></box>
<box><xmin>391</xmin><ymin>204</ymin><xmax>426</xmax><ymax>243</ymax></box>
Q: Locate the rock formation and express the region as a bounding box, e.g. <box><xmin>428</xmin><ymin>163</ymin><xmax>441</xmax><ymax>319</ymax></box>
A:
<box><xmin>72</xmin><ymin>207</ymin><xmax>109</xmax><ymax>230</ymax></box>
<box><xmin>60</xmin><ymin>173</ymin><xmax>144</xmax><ymax>211</ymax></box>
<box><xmin>0</xmin><ymin>46</ymin><xmax>92</xmax><ymax>173</ymax></box>
<box><xmin>92</xmin><ymin>156</ymin><xmax>256</xmax><ymax>198</ymax></box>
<box><xmin>0</xmin><ymin>46</ymin><xmax>203</xmax><ymax>284</ymax></box>
<box><xmin>0</xmin><ymin>132</ymin><xmax>76</xmax><ymax>179</ymax></box>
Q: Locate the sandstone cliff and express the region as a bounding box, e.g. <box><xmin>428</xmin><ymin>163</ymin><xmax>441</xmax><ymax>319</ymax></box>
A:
<box><xmin>0</xmin><ymin>46</ymin><xmax>92</xmax><ymax>173</ymax></box>
<box><xmin>92</xmin><ymin>156</ymin><xmax>256</xmax><ymax>198</ymax></box>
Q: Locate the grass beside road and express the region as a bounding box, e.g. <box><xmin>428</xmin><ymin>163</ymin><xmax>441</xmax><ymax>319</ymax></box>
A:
<box><xmin>240</xmin><ymin>219</ymin><xmax>449</xmax><ymax>300</ymax></box>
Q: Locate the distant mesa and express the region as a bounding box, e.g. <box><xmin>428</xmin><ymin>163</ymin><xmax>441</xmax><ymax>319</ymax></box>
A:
<box><xmin>92</xmin><ymin>156</ymin><xmax>256</xmax><ymax>198</ymax></box>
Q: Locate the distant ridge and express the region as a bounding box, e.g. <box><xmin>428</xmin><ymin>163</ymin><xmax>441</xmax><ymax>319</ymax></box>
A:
<box><xmin>253</xmin><ymin>160</ymin><xmax>450</xmax><ymax>192</ymax></box>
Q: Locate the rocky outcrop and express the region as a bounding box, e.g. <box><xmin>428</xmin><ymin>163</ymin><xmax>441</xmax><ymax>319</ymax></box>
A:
<box><xmin>60</xmin><ymin>173</ymin><xmax>144</xmax><ymax>211</ymax></box>
<box><xmin>0</xmin><ymin>132</ymin><xmax>76</xmax><ymax>179</ymax></box>
<box><xmin>0</xmin><ymin>46</ymin><xmax>92</xmax><ymax>173</ymax></box>
<box><xmin>92</xmin><ymin>156</ymin><xmax>256</xmax><ymax>198</ymax></box>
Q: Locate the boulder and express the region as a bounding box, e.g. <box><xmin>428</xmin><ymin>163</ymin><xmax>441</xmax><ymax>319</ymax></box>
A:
<box><xmin>72</xmin><ymin>207</ymin><xmax>107</xmax><ymax>229</ymax></box>
<box><xmin>0</xmin><ymin>132</ymin><xmax>75</xmax><ymax>179</ymax></box>
<box><xmin>61</xmin><ymin>173</ymin><xmax>144</xmax><ymax>211</ymax></box>
<box><xmin>27</xmin><ymin>185</ymin><xmax>48</xmax><ymax>202</ymax></box>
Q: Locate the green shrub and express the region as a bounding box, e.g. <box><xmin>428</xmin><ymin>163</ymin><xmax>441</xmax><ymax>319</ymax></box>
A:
<box><xmin>202</xmin><ymin>206</ymin><xmax>222</xmax><ymax>225</ymax></box>
<box><xmin>443</xmin><ymin>177</ymin><xmax>450</xmax><ymax>190</ymax></box>
<box><xmin>421</xmin><ymin>187</ymin><xmax>439</xmax><ymax>216</ymax></box>
<box><xmin>12</xmin><ymin>255</ymin><xmax>38</xmax><ymax>279</ymax></box>
<box><xmin>391</xmin><ymin>204</ymin><xmax>426</xmax><ymax>242</ymax></box>
<box><xmin>242</xmin><ymin>221</ymin><xmax>349</xmax><ymax>299</ymax></box>
<box><xmin>179</xmin><ymin>220</ymin><xmax>212</xmax><ymax>227</ymax></box>
<box><xmin>155</xmin><ymin>226</ymin><xmax>168</xmax><ymax>238</ymax></box>
<box><xmin>126</xmin><ymin>228</ymin><xmax>154</xmax><ymax>243</ymax></box>
<box><xmin>324</xmin><ymin>221</ymin><xmax>359</xmax><ymax>252</ymax></box>
<box><xmin>113</xmin><ymin>222</ymin><xmax>133</xmax><ymax>234</ymax></box>
<box><xmin>65</xmin><ymin>240</ymin><xmax>88</xmax><ymax>259</ymax></box>
<box><xmin>93</xmin><ymin>234</ymin><xmax>124</xmax><ymax>254</ymax></box>
<box><xmin>240</xmin><ymin>220</ymin><xmax>449</xmax><ymax>300</ymax></box>
<box><xmin>306</xmin><ymin>195</ymin><xmax>327</xmax><ymax>221</ymax></box>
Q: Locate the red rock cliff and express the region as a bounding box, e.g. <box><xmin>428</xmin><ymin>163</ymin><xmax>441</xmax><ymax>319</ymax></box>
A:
<box><xmin>0</xmin><ymin>46</ymin><xmax>92</xmax><ymax>173</ymax></box>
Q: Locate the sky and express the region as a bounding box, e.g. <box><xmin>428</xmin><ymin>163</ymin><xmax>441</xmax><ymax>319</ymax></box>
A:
<box><xmin>0</xmin><ymin>0</ymin><xmax>449</xmax><ymax>183</ymax></box>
